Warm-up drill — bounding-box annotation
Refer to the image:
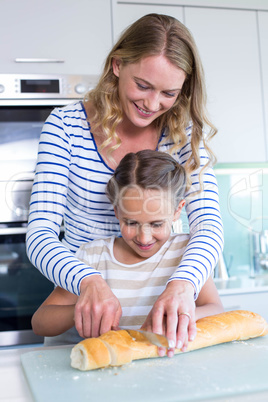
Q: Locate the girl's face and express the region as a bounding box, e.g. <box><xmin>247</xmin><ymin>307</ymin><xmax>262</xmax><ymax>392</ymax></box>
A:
<box><xmin>112</xmin><ymin>55</ymin><xmax>186</xmax><ymax>129</ymax></box>
<box><xmin>115</xmin><ymin>187</ymin><xmax>185</xmax><ymax>260</ymax></box>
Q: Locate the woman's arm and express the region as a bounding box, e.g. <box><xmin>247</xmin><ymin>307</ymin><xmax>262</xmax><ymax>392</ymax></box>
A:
<box><xmin>149</xmin><ymin>129</ymin><xmax>224</xmax><ymax>353</ymax></box>
<box><xmin>31</xmin><ymin>287</ymin><xmax>78</xmax><ymax>337</ymax></box>
<box><xmin>169</xmin><ymin>132</ymin><xmax>224</xmax><ymax>298</ymax></box>
<box><xmin>26</xmin><ymin>105</ymin><xmax>121</xmax><ymax>339</ymax></box>
<box><xmin>195</xmin><ymin>276</ymin><xmax>224</xmax><ymax>321</ymax></box>
<box><xmin>167</xmin><ymin>276</ymin><xmax>223</xmax><ymax>352</ymax></box>
<box><xmin>26</xmin><ymin>105</ymin><xmax>102</xmax><ymax>295</ymax></box>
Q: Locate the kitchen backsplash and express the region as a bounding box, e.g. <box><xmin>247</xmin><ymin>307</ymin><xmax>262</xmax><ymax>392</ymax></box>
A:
<box><xmin>175</xmin><ymin>162</ymin><xmax>268</xmax><ymax>278</ymax></box>
<box><xmin>214</xmin><ymin>163</ymin><xmax>268</xmax><ymax>277</ymax></box>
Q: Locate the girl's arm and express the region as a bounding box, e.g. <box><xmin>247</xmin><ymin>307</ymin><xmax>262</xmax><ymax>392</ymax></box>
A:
<box><xmin>31</xmin><ymin>287</ymin><xmax>78</xmax><ymax>337</ymax></box>
<box><xmin>195</xmin><ymin>276</ymin><xmax>224</xmax><ymax>321</ymax></box>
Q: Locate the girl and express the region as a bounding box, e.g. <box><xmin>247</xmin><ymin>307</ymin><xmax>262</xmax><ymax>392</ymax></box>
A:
<box><xmin>27</xmin><ymin>14</ymin><xmax>223</xmax><ymax>350</ymax></box>
<box><xmin>32</xmin><ymin>150</ymin><xmax>223</xmax><ymax>354</ymax></box>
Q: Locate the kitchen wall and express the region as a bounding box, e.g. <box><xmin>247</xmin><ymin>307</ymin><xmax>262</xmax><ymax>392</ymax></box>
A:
<box><xmin>176</xmin><ymin>162</ymin><xmax>268</xmax><ymax>279</ymax></box>
<box><xmin>215</xmin><ymin>163</ymin><xmax>268</xmax><ymax>278</ymax></box>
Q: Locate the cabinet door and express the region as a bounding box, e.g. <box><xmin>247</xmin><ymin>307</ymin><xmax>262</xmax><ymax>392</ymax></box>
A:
<box><xmin>258</xmin><ymin>11</ymin><xmax>268</xmax><ymax>161</ymax></box>
<box><xmin>184</xmin><ymin>7</ymin><xmax>266</xmax><ymax>163</ymax></box>
<box><xmin>114</xmin><ymin>0</ymin><xmax>268</xmax><ymax>9</ymax></box>
<box><xmin>112</xmin><ymin>2</ymin><xmax>183</xmax><ymax>43</ymax></box>
<box><xmin>0</xmin><ymin>0</ymin><xmax>112</xmax><ymax>75</ymax></box>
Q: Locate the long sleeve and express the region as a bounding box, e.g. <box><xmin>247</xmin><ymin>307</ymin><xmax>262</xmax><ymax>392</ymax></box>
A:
<box><xmin>160</xmin><ymin>128</ymin><xmax>224</xmax><ymax>299</ymax></box>
<box><xmin>26</xmin><ymin>103</ymin><xmax>118</xmax><ymax>295</ymax></box>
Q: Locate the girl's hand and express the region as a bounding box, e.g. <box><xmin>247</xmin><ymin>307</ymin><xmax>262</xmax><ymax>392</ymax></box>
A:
<box><xmin>74</xmin><ymin>275</ymin><xmax>122</xmax><ymax>338</ymax></box>
<box><xmin>141</xmin><ymin>280</ymin><xmax>196</xmax><ymax>356</ymax></box>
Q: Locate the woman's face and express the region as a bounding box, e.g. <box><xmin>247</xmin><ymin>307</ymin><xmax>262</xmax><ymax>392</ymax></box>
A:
<box><xmin>112</xmin><ymin>54</ymin><xmax>186</xmax><ymax>129</ymax></box>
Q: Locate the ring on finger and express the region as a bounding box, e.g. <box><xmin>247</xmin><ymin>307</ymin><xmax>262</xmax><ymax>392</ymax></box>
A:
<box><xmin>179</xmin><ymin>312</ymin><xmax>191</xmax><ymax>320</ymax></box>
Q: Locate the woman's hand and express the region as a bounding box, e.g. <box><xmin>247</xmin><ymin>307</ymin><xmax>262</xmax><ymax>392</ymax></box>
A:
<box><xmin>74</xmin><ymin>275</ymin><xmax>122</xmax><ymax>339</ymax></box>
<box><xmin>141</xmin><ymin>280</ymin><xmax>196</xmax><ymax>356</ymax></box>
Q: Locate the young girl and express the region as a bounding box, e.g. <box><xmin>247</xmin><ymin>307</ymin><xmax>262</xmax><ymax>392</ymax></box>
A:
<box><xmin>32</xmin><ymin>150</ymin><xmax>223</xmax><ymax>354</ymax></box>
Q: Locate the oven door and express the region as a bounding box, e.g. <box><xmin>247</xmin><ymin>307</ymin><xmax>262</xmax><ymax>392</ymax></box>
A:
<box><xmin>0</xmin><ymin>100</ymin><xmax>74</xmax><ymax>223</ymax></box>
<box><xmin>0</xmin><ymin>99</ymin><xmax>74</xmax><ymax>345</ymax></box>
<box><xmin>0</xmin><ymin>226</ymin><xmax>55</xmax><ymax>346</ymax></box>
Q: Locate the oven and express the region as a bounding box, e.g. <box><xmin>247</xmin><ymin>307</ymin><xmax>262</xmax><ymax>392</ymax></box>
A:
<box><xmin>0</xmin><ymin>74</ymin><xmax>98</xmax><ymax>346</ymax></box>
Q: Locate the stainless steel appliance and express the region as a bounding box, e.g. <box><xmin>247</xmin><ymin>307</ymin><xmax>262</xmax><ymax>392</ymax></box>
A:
<box><xmin>0</xmin><ymin>73</ymin><xmax>98</xmax><ymax>346</ymax></box>
<box><xmin>251</xmin><ymin>230</ymin><xmax>268</xmax><ymax>276</ymax></box>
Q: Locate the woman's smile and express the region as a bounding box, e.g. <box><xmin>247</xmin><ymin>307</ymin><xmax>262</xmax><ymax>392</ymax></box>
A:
<box><xmin>133</xmin><ymin>102</ymin><xmax>157</xmax><ymax>117</ymax></box>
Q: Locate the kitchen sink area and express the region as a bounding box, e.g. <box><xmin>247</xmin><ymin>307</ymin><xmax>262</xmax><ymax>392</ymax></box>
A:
<box><xmin>211</xmin><ymin>163</ymin><xmax>268</xmax><ymax>322</ymax></box>
<box><xmin>214</xmin><ymin>274</ymin><xmax>268</xmax><ymax>322</ymax></box>
<box><xmin>214</xmin><ymin>274</ymin><xmax>268</xmax><ymax>293</ymax></box>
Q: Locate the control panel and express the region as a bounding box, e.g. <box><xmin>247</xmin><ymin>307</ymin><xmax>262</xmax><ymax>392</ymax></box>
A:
<box><xmin>0</xmin><ymin>73</ymin><xmax>99</xmax><ymax>100</ymax></box>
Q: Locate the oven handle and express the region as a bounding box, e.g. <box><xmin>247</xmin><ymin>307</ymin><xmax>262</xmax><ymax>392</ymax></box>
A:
<box><xmin>0</xmin><ymin>226</ymin><xmax>64</xmax><ymax>236</ymax></box>
<box><xmin>15</xmin><ymin>58</ymin><xmax>65</xmax><ymax>63</ymax></box>
<box><xmin>0</xmin><ymin>227</ymin><xmax>27</xmax><ymax>235</ymax></box>
<box><xmin>0</xmin><ymin>99</ymin><xmax>78</xmax><ymax>106</ymax></box>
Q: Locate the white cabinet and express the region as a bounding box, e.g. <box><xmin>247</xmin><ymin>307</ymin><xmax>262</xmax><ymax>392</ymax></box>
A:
<box><xmin>116</xmin><ymin>0</ymin><xmax>268</xmax><ymax>10</ymax></box>
<box><xmin>112</xmin><ymin>2</ymin><xmax>183</xmax><ymax>43</ymax></box>
<box><xmin>258</xmin><ymin>11</ymin><xmax>268</xmax><ymax>161</ymax></box>
<box><xmin>184</xmin><ymin>7</ymin><xmax>266</xmax><ymax>163</ymax></box>
<box><xmin>220</xmin><ymin>291</ymin><xmax>268</xmax><ymax>321</ymax></box>
<box><xmin>0</xmin><ymin>0</ymin><xmax>112</xmax><ymax>75</ymax></box>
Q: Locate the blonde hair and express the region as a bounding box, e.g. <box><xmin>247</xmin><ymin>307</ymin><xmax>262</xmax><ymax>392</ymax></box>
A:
<box><xmin>85</xmin><ymin>13</ymin><xmax>217</xmax><ymax>177</ymax></box>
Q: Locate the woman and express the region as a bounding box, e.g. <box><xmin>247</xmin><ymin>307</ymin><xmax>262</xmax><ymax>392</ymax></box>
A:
<box><xmin>26</xmin><ymin>13</ymin><xmax>223</xmax><ymax>353</ymax></box>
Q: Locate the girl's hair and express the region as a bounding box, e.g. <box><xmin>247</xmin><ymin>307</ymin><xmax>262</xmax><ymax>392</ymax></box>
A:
<box><xmin>86</xmin><ymin>13</ymin><xmax>217</xmax><ymax>177</ymax></box>
<box><xmin>106</xmin><ymin>150</ymin><xmax>186</xmax><ymax>208</ymax></box>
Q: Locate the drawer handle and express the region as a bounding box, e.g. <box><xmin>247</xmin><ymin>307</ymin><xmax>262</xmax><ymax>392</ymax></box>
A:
<box><xmin>14</xmin><ymin>58</ymin><xmax>65</xmax><ymax>63</ymax></box>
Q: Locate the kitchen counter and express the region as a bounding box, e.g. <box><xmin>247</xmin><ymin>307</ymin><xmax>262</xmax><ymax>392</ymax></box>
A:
<box><xmin>1</xmin><ymin>344</ymin><xmax>68</xmax><ymax>402</ymax></box>
<box><xmin>1</xmin><ymin>276</ymin><xmax>268</xmax><ymax>402</ymax></box>
<box><xmin>215</xmin><ymin>274</ymin><xmax>268</xmax><ymax>295</ymax></box>
<box><xmin>214</xmin><ymin>274</ymin><xmax>268</xmax><ymax>321</ymax></box>
<box><xmin>1</xmin><ymin>345</ymin><xmax>35</xmax><ymax>401</ymax></box>
<box><xmin>2</xmin><ymin>338</ymin><xmax>268</xmax><ymax>402</ymax></box>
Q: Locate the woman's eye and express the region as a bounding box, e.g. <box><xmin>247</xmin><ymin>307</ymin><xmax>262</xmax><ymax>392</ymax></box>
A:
<box><xmin>136</xmin><ymin>82</ymin><xmax>149</xmax><ymax>90</ymax></box>
<box><xmin>163</xmin><ymin>91</ymin><xmax>176</xmax><ymax>98</ymax></box>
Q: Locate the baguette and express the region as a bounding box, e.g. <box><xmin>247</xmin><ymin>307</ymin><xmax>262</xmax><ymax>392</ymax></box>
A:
<box><xmin>70</xmin><ymin>310</ymin><xmax>268</xmax><ymax>371</ymax></box>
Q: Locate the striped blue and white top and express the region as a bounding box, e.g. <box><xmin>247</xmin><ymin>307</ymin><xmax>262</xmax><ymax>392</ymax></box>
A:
<box><xmin>26</xmin><ymin>102</ymin><xmax>223</xmax><ymax>299</ymax></box>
